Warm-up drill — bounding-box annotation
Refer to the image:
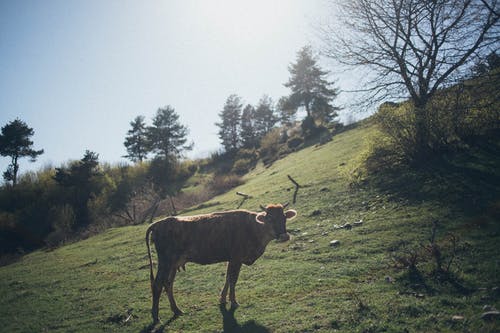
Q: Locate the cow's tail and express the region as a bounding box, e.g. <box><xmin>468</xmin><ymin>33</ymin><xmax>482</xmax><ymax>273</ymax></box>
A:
<box><xmin>145</xmin><ymin>224</ymin><xmax>155</xmax><ymax>291</ymax></box>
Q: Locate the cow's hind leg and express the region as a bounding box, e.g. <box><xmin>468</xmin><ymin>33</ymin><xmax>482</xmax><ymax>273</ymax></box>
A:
<box><xmin>152</xmin><ymin>264</ymin><xmax>168</xmax><ymax>323</ymax></box>
<box><xmin>165</xmin><ymin>266</ymin><xmax>183</xmax><ymax>316</ymax></box>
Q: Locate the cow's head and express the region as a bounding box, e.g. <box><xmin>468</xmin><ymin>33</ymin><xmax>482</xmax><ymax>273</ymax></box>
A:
<box><xmin>256</xmin><ymin>203</ymin><xmax>297</xmax><ymax>242</ymax></box>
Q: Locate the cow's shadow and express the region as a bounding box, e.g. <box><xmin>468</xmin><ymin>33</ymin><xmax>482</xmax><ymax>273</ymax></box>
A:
<box><xmin>140</xmin><ymin>314</ymin><xmax>179</xmax><ymax>333</ymax></box>
<box><xmin>140</xmin><ymin>305</ymin><xmax>270</xmax><ymax>333</ymax></box>
<box><xmin>219</xmin><ymin>304</ymin><xmax>271</xmax><ymax>333</ymax></box>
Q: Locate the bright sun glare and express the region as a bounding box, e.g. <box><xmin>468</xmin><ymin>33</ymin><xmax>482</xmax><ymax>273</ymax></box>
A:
<box><xmin>195</xmin><ymin>0</ymin><xmax>290</xmax><ymax>41</ymax></box>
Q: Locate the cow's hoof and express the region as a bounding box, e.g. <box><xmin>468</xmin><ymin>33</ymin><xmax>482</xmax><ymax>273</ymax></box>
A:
<box><xmin>173</xmin><ymin>308</ymin><xmax>184</xmax><ymax>317</ymax></box>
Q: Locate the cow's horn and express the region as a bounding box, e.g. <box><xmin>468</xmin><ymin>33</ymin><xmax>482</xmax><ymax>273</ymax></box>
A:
<box><xmin>282</xmin><ymin>202</ymin><xmax>289</xmax><ymax>208</ymax></box>
<box><xmin>260</xmin><ymin>205</ymin><xmax>266</xmax><ymax>211</ymax></box>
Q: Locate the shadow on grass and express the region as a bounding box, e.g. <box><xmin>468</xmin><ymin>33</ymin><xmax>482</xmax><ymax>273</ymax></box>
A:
<box><xmin>365</xmin><ymin>134</ymin><xmax>500</xmax><ymax>216</ymax></box>
<box><xmin>140</xmin><ymin>314</ymin><xmax>180</xmax><ymax>333</ymax></box>
<box><xmin>219</xmin><ymin>304</ymin><xmax>271</xmax><ymax>333</ymax></box>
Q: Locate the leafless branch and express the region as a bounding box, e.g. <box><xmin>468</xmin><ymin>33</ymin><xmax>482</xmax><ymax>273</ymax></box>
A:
<box><xmin>287</xmin><ymin>175</ymin><xmax>301</xmax><ymax>204</ymax></box>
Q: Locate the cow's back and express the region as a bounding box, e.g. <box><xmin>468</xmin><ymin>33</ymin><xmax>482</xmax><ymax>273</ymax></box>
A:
<box><xmin>151</xmin><ymin>210</ymin><xmax>265</xmax><ymax>265</ymax></box>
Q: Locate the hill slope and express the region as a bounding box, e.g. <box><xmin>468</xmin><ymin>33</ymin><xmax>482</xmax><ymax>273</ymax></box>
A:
<box><xmin>0</xmin><ymin>121</ymin><xmax>499</xmax><ymax>332</ymax></box>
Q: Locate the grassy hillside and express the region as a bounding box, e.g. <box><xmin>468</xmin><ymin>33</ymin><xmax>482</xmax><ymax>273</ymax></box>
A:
<box><xmin>0</xmin><ymin>120</ymin><xmax>499</xmax><ymax>332</ymax></box>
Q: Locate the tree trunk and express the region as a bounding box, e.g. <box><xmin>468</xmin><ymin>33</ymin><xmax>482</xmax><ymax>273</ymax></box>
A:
<box><xmin>12</xmin><ymin>155</ymin><xmax>19</xmax><ymax>187</ymax></box>
<box><xmin>413</xmin><ymin>103</ymin><xmax>431</xmax><ymax>163</ymax></box>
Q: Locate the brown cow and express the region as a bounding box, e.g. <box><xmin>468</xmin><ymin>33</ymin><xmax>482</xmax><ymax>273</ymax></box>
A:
<box><xmin>145</xmin><ymin>203</ymin><xmax>297</xmax><ymax>322</ymax></box>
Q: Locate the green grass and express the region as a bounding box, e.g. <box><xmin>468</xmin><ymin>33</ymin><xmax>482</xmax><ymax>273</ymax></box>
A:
<box><xmin>1</xmin><ymin>120</ymin><xmax>499</xmax><ymax>332</ymax></box>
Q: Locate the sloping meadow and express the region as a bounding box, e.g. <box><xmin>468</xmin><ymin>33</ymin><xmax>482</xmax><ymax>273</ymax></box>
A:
<box><xmin>0</xmin><ymin>121</ymin><xmax>499</xmax><ymax>332</ymax></box>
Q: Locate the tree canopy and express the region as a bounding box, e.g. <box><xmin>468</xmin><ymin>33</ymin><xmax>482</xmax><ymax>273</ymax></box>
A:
<box><xmin>322</xmin><ymin>0</ymin><xmax>499</xmax><ymax>108</ymax></box>
<box><xmin>216</xmin><ymin>94</ymin><xmax>243</xmax><ymax>153</ymax></box>
<box><xmin>321</xmin><ymin>0</ymin><xmax>499</xmax><ymax>159</ymax></box>
<box><xmin>284</xmin><ymin>46</ymin><xmax>340</xmax><ymax>124</ymax></box>
<box><xmin>123</xmin><ymin>115</ymin><xmax>149</xmax><ymax>163</ymax></box>
<box><xmin>0</xmin><ymin>119</ymin><xmax>44</xmax><ymax>186</ymax></box>
<box><xmin>148</xmin><ymin>106</ymin><xmax>192</xmax><ymax>160</ymax></box>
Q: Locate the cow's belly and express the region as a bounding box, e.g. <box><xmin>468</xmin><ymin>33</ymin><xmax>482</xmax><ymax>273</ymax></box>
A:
<box><xmin>184</xmin><ymin>238</ymin><xmax>231</xmax><ymax>265</ymax></box>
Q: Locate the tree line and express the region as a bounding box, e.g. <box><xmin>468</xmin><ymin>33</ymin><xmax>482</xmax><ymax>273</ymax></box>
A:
<box><xmin>215</xmin><ymin>46</ymin><xmax>340</xmax><ymax>154</ymax></box>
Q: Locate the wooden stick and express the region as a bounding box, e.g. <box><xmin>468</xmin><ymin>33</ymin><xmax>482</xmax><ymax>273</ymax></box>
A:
<box><xmin>287</xmin><ymin>175</ymin><xmax>301</xmax><ymax>204</ymax></box>
<box><xmin>236</xmin><ymin>192</ymin><xmax>251</xmax><ymax>209</ymax></box>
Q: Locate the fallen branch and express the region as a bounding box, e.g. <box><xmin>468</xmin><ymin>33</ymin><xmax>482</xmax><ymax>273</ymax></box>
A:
<box><xmin>287</xmin><ymin>175</ymin><xmax>301</xmax><ymax>204</ymax></box>
<box><xmin>236</xmin><ymin>191</ymin><xmax>252</xmax><ymax>209</ymax></box>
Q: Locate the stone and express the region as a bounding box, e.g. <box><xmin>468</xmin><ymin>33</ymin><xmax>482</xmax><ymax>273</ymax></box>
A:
<box><xmin>310</xmin><ymin>210</ymin><xmax>322</xmax><ymax>216</ymax></box>
<box><xmin>385</xmin><ymin>276</ymin><xmax>394</xmax><ymax>283</ymax></box>
<box><xmin>343</xmin><ymin>223</ymin><xmax>352</xmax><ymax>230</ymax></box>
<box><xmin>354</xmin><ymin>220</ymin><xmax>363</xmax><ymax>226</ymax></box>
<box><xmin>481</xmin><ymin>311</ymin><xmax>500</xmax><ymax>321</ymax></box>
<box><xmin>482</xmin><ymin>305</ymin><xmax>496</xmax><ymax>312</ymax></box>
<box><xmin>330</xmin><ymin>240</ymin><xmax>340</xmax><ymax>247</ymax></box>
<box><xmin>451</xmin><ymin>315</ymin><xmax>464</xmax><ymax>321</ymax></box>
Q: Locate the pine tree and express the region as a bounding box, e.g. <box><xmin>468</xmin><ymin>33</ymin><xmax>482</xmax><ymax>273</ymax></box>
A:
<box><xmin>123</xmin><ymin>115</ymin><xmax>149</xmax><ymax>163</ymax></box>
<box><xmin>148</xmin><ymin>106</ymin><xmax>192</xmax><ymax>160</ymax></box>
<box><xmin>277</xmin><ymin>96</ymin><xmax>297</xmax><ymax>127</ymax></box>
<box><xmin>254</xmin><ymin>95</ymin><xmax>278</xmax><ymax>138</ymax></box>
<box><xmin>215</xmin><ymin>94</ymin><xmax>242</xmax><ymax>153</ymax></box>
<box><xmin>0</xmin><ymin>119</ymin><xmax>44</xmax><ymax>186</ymax></box>
<box><xmin>285</xmin><ymin>46</ymin><xmax>339</xmax><ymax>124</ymax></box>
<box><xmin>54</xmin><ymin>150</ymin><xmax>102</xmax><ymax>228</ymax></box>
<box><xmin>240</xmin><ymin>104</ymin><xmax>259</xmax><ymax>149</ymax></box>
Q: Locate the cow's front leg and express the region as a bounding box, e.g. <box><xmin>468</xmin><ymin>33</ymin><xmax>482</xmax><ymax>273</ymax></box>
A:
<box><xmin>219</xmin><ymin>263</ymin><xmax>230</xmax><ymax>305</ymax></box>
<box><xmin>228</xmin><ymin>261</ymin><xmax>242</xmax><ymax>309</ymax></box>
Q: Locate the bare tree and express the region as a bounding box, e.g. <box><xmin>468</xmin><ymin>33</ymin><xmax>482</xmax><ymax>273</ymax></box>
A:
<box><xmin>321</xmin><ymin>0</ymin><xmax>499</xmax><ymax>155</ymax></box>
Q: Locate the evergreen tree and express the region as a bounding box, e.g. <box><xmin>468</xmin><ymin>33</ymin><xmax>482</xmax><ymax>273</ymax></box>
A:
<box><xmin>0</xmin><ymin>119</ymin><xmax>44</xmax><ymax>186</ymax></box>
<box><xmin>54</xmin><ymin>150</ymin><xmax>102</xmax><ymax>228</ymax></box>
<box><xmin>123</xmin><ymin>115</ymin><xmax>149</xmax><ymax>163</ymax></box>
<box><xmin>277</xmin><ymin>96</ymin><xmax>297</xmax><ymax>127</ymax></box>
<box><xmin>148</xmin><ymin>106</ymin><xmax>192</xmax><ymax>160</ymax></box>
<box><xmin>254</xmin><ymin>95</ymin><xmax>278</xmax><ymax>138</ymax></box>
<box><xmin>285</xmin><ymin>46</ymin><xmax>339</xmax><ymax>124</ymax></box>
<box><xmin>216</xmin><ymin>94</ymin><xmax>242</xmax><ymax>153</ymax></box>
<box><xmin>240</xmin><ymin>104</ymin><xmax>259</xmax><ymax>149</ymax></box>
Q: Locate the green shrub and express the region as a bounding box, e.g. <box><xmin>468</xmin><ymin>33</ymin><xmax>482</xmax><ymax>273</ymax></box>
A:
<box><xmin>374</xmin><ymin>102</ymin><xmax>417</xmax><ymax>160</ymax></box>
<box><xmin>209</xmin><ymin>174</ymin><xmax>244</xmax><ymax>195</ymax></box>
<box><xmin>231</xmin><ymin>158</ymin><xmax>253</xmax><ymax>175</ymax></box>
<box><xmin>259</xmin><ymin>128</ymin><xmax>282</xmax><ymax>165</ymax></box>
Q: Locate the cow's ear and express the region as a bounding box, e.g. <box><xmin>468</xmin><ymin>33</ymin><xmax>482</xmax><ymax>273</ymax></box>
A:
<box><xmin>285</xmin><ymin>209</ymin><xmax>297</xmax><ymax>220</ymax></box>
<box><xmin>255</xmin><ymin>213</ymin><xmax>266</xmax><ymax>224</ymax></box>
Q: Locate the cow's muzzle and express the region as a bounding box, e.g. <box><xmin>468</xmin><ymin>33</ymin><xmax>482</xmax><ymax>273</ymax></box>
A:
<box><xmin>276</xmin><ymin>233</ymin><xmax>290</xmax><ymax>242</ymax></box>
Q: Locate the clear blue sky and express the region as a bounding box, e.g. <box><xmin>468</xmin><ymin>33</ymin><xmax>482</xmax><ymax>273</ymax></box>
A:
<box><xmin>0</xmin><ymin>0</ymin><xmax>338</xmax><ymax>174</ymax></box>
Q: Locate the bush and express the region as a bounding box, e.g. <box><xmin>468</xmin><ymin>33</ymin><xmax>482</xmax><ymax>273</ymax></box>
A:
<box><xmin>259</xmin><ymin>128</ymin><xmax>282</xmax><ymax>165</ymax></box>
<box><xmin>375</xmin><ymin>71</ymin><xmax>500</xmax><ymax>162</ymax></box>
<box><xmin>209</xmin><ymin>174</ymin><xmax>244</xmax><ymax>195</ymax></box>
<box><xmin>45</xmin><ymin>204</ymin><xmax>76</xmax><ymax>248</ymax></box>
<box><xmin>375</xmin><ymin>102</ymin><xmax>418</xmax><ymax>160</ymax></box>
<box><xmin>233</xmin><ymin>158</ymin><xmax>255</xmax><ymax>175</ymax></box>
<box><xmin>235</xmin><ymin>148</ymin><xmax>259</xmax><ymax>161</ymax></box>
